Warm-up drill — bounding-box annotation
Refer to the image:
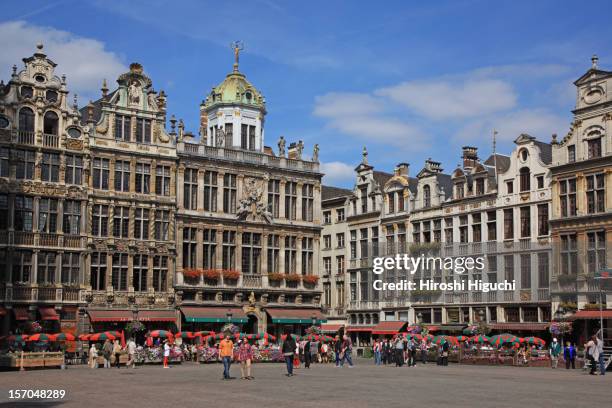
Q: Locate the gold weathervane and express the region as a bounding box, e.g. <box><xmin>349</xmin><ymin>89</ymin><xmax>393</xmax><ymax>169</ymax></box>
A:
<box><xmin>231</xmin><ymin>40</ymin><xmax>244</xmax><ymax>72</ymax></box>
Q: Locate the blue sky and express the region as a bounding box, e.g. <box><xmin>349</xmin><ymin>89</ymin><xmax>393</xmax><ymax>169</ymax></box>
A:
<box><xmin>1</xmin><ymin>0</ymin><xmax>610</xmax><ymax>186</ymax></box>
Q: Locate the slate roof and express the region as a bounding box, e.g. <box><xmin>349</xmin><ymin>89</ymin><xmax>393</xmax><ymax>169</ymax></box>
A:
<box><xmin>483</xmin><ymin>154</ymin><xmax>510</xmax><ymax>173</ymax></box>
<box><xmin>534</xmin><ymin>140</ymin><xmax>552</xmax><ymax>164</ymax></box>
<box><xmin>322</xmin><ymin>185</ymin><xmax>352</xmax><ymax>201</ymax></box>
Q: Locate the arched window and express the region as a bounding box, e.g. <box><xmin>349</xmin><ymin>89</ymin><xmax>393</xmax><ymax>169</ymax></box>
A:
<box><xmin>18</xmin><ymin>107</ymin><xmax>35</xmax><ymax>132</ymax></box>
<box><xmin>43</xmin><ymin>111</ymin><xmax>59</xmax><ymax>135</ymax></box>
<box><xmin>519</xmin><ymin>167</ymin><xmax>530</xmax><ymax>192</ymax></box>
<box><xmin>423</xmin><ymin>185</ymin><xmax>431</xmax><ymax>208</ymax></box>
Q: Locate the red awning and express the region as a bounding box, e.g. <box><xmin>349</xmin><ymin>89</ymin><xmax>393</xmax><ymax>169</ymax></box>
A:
<box><xmin>88</xmin><ymin>310</ymin><xmax>133</xmax><ymax>322</ymax></box>
<box><xmin>138</xmin><ymin>310</ymin><xmax>177</xmax><ymax>322</ymax></box>
<box><xmin>13</xmin><ymin>307</ymin><xmax>29</xmax><ymax>321</ymax></box>
<box><xmin>491</xmin><ymin>323</ymin><xmax>549</xmax><ymax>331</ymax></box>
<box><xmin>266</xmin><ymin>308</ymin><xmax>324</xmax><ymax>324</ymax></box>
<box><xmin>371</xmin><ymin>321</ymin><xmax>407</xmax><ymax>335</ymax></box>
<box><xmin>320</xmin><ymin>323</ymin><xmax>343</xmax><ymax>333</ymax></box>
<box><xmin>39</xmin><ymin>307</ymin><xmax>59</xmax><ymax>321</ymax></box>
<box><xmin>346</xmin><ymin>326</ymin><xmax>373</xmax><ymax>332</ymax></box>
<box><xmin>568</xmin><ymin>310</ymin><xmax>612</xmax><ymax>320</ymax></box>
<box><xmin>181</xmin><ymin>307</ymin><xmax>248</xmax><ymax>323</ymax></box>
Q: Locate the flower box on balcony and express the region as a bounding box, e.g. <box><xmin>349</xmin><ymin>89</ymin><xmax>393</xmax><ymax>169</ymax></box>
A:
<box><xmin>222</xmin><ymin>270</ymin><xmax>240</xmax><ymax>281</ymax></box>
<box><xmin>302</xmin><ymin>275</ymin><xmax>319</xmax><ymax>285</ymax></box>
<box><xmin>202</xmin><ymin>269</ymin><xmax>220</xmax><ymax>282</ymax></box>
<box><xmin>285</xmin><ymin>274</ymin><xmax>302</xmax><ymax>283</ymax></box>
<box><xmin>268</xmin><ymin>273</ymin><xmax>285</xmax><ymax>282</ymax></box>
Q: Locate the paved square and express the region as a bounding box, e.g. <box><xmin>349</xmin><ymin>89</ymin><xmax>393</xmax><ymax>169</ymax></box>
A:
<box><xmin>0</xmin><ymin>359</ymin><xmax>609</xmax><ymax>408</ymax></box>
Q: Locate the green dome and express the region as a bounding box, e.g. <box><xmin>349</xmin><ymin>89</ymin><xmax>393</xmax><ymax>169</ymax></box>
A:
<box><xmin>204</xmin><ymin>70</ymin><xmax>265</xmax><ymax>111</ymax></box>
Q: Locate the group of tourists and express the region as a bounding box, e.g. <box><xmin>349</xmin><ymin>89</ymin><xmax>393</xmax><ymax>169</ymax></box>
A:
<box><xmin>372</xmin><ymin>337</ymin><xmax>449</xmax><ymax>367</ymax></box>
<box><xmin>87</xmin><ymin>338</ymin><xmax>138</xmax><ymax>369</ymax></box>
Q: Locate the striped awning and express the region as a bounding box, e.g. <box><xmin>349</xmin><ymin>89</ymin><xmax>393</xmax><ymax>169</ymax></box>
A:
<box><xmin>13</xmin><ymin>307</ymin><xmax>30</xmax><ymax>321</ymax></box>
<box><xmin>88</xmin><ymin>310</ymin><xmax>133</xmax><ymax>322</ymax></box>
<box><xmin>181</xmin><ymin>307</ymin><xmax>247</xmax><ymax>323</ymax></box>
<box><xmin>371</xmin><ymin>321</ymin><xmax>407</xmax><ymax>335</ymax></box>
<box><xmin>320</xmin><ymin>323</ymin><xmax>343</xmax><ymax>333</ymax></box>
<box><xmin>568</xmin><ymin>310</ymin><xmax>612</xmax><ymax>320</ymax></box>
<box><xmin>39</xmin><ymin>307</ymin><xmax>59</xmax><ymax>321</ymax></box>
<box><xmin>266</xmin><ymin>308</ymin><xmax>324</xmax><ymax>324</ymax></box>
<box><xmin>491</xmin><ymin>323</ymin><xmax>548</xmax><ymax>331</ymax></box>
<box><xmin>346</xmin><ymin>326</ymin><xmax>373</xmax><ymax>332</ymax></box>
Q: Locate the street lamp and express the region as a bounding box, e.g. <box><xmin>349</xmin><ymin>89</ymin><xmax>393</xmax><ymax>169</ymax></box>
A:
<box><xmin>311</xmin><ymin>314</ymin><xmax>317</xmax><ymax>327</ymax></box>
<box><xmin>226</xmin><ymin>310</ymin><xmax>232</xmax><ymax>324</ymax></box>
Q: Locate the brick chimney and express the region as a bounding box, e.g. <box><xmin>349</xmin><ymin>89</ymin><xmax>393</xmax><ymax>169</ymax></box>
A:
<box><xmin>462</xmin><ymin>146</ymin><xmax>478</xmax><ymax>170</ymax></box>
<box><xmin>425</xmin><ymin>158</ymin><xmax>442</xmax><ymax>173</ymax></box>
<box><xmin>394</xmin><ymin>162</ymin><xmax>409</xmax><ymax>177</ymax></box>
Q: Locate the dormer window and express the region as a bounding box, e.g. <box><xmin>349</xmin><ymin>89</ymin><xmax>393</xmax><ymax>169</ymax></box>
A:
<box><xmin>43</xmin><ymin>111</ymin><xmax>59</xmax><ymax>135</ymax></box>
<box><xmin>135</xmin><ymin>118</ymin><xmax>152</xmax><ymax>144</ymax></box>
<box><xmin>519</xmin><ymin>148</ymin><xmax>528</xmax><ymax>161</ymax></box>
<box><xmin>20</xmin><ymin>86</ymin><xmax>33</xmax><ymax>99</ymax></box>
<box><xmin>397</xmin><ymin>191</ymin><xmax>405</xmax><ymax>212</ymax></box>
<box><xmin>387</xmin><ymin>192</ymin><xmax>395</xmax><ymax>214</ymax></box>
<box><xmin>456</xmin><ymin>183</ymin><xmax>464</xmax><ymax>199</ymax></box>
<box><xmin>245</xmin><ymin>91</ymin><xmax>252</xmax><ymax>100</ymax></box>
<box><xmin>587</xmin><ymin>138</ymin><xmax>601</xmax><ymax>159</ymax></box>
<box><xmin>423</xmin><ymin>185</ymin><xmax>431</xmax><ymax>208</ymax></box>
<box><xmin>46</xmin><ymin>90</ymin><xmax>58</xmax><ymax>103</ymax></box>
<box><xmin>115</xmin><ymin>115</ymin><xmax>132</xmax><ymax>141</ymax></box>
<box><xmin>360</xmin><ymin>187</ymin><xmax>368</xmax><ymax>213</ymax></box>
<box><xmin>475</xmin><ymin>178</ymin><xmax>485</xmax><ymax>195</ymax></box>
<box><xmin>519</xmin><ymin>167</ymin><xmax>530</xmax><ymax>192</ymax></box>
<box><xmin>567</xmin><ymin>145</ymin><xmax>576</xmax><ymax>163</ymax></box>
<box><xmin>34</xmin><ymin>75</ymin><xmax>46</xmax><ymax>83</ymax></box>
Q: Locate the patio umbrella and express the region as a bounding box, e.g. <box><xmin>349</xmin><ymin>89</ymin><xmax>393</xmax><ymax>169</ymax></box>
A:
<box><xmin>175</xmin><ymin>331</ymin><xmax>196</xmax><ymax>339</ymax></box>
<box><xmin>524</xmin><ymin>336</ymin><xmax>546</xmax><ymax>346</ymax></box>
<box><xmin>27</xmin><ymin>333</ymin><xmax>53</xmax><ymax>342</ymax></box>
<box><xmin>7</xmin><ymin>334</ymin><xmax>29</xmax><ymax>342</ymax></box>
<box><xmin>470</xmin><ymin>335</ymin><xmax>490</xmax><ymax>344</ymax></box>
<box><xmin>149</xmin><ymin>330</ymin><xmax>174</xmax><ymax>339</ymax></box>
<box><xmin>194</xmin><ymin>331</ymin><xmax>213</xmax><ymax>337</ymax></box>
<box><xmin>259</xmin><ymin>332</ymin><xmax>277</xmax><ymax>342</ymax></box>
<box><xmin>422</xmin><ymin>334</ymin><xmax>434</xmax><ymax>342</ymax></box>
<box><xmin>433</xmin><ymin>335</ymin><xmax>450</xmax><ymax>345</ymax></box>
<box><xmin>490</xmin><ymin>334</ymin><xmax>518</xmax><ymax>347</ymax></box>
<box><xmin>51</xmin><ymin>333</ymin><xmax>76</xmax><ymax>341</ymax></box>
<box><xmin>456</xmin><ymin>335</ymin><xmax>469</xmax><ymax>342</ymax></box>
<box><xmin>89</xmin><ymin>332</ymin><xmax>117</xmax><ymax>341</ymax></box>
<box><xmin>462</xmin><ymin>326</ymin><xmax>478</xmax><ymax>335</ymax></box>
<box><xmin>78</xmin><ymin>334</ymin><xmax>91</xmax><ymax>341</ymax></box>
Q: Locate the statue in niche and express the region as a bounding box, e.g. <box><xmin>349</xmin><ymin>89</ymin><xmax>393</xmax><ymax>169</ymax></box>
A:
<box><xmin>147</xmin><ymin>92</ymin><xmax>158</xmax><ymax>110</ymax></box>
<box><xmin>237</xmin><ymin>177</ymin><xmax>272</xmax><ymax>223</ymax></box>
<box><xmin>278</xmin><ymin>136</ymin><xmax>286</xmax><ymax>157</ymax></box>
<box><xmin>216</xmin><ymin>126</ymin><xmax>225</xmax><ymax>147</ymax></box>
<box><xmin>128</xmin><ymin>81</ymin><xmax>142</xmax><ymax>107</ymax></box>
<box><xmin>296</xmin><ymin>140</ymin><xmax>304</xmax><ymax>159</ymax></box>
<box><xmin>312</xmin><ymin>143</ymin><xmax>319</xmax><ymax>162</ymax></box>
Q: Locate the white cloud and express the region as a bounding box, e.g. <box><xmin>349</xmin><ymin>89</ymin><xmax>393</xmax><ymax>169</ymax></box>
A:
<box><xmin>313</xmin><ymin>92</ymin><xmax>384</xmax><ymax>117</ymax></box>
<box><xmin>0</xmin><ymin>21</ymin><xmax>126</xmax><ymax>100</ymax></box>
<box><xmin>376</xmin><ymin>79</ymin><xmax>517</xmax><ymax>120</ymax></box>
<box><xmin>320</xmin><ymin>161</ymin><xmax>355</xmax><ymax>186</ymax></box>
<box><xmin>455</xmin><ymin>109</ymin><xmax>567</xmax><ymax>143</ymax></box>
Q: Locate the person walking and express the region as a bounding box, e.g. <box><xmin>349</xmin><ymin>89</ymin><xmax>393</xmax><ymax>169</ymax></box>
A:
<box><xmin>304</xmin><ymin>340</ymin><xmax>311</xmax><ymax>369</ymax></box>
<box><xmin>549</xmin><ymin>338</ymin><xmax>561</xmax><ymax>369</ymax></box>
<box><xmin>441</xmin><ymin>341</ymin><xmax>450</xmax><ymax>366</ymax></box>
<box><xmin>88</xmin><ymin>343</ymin><xmax>98</xmax><ymax>369</ymax></box>
<box><xmin>237</xmin><ymin>339</ymin><xmax>254</xmax><ymax>380</ymax></box>
<box><xmin>126</xmin><ymin>338</ymin><xmax>137</xmax><ymax>368</ymax></box>
<box><xmin>102</xmin><ymin>339</ymin><xmax>112</xmax><ymax>368</ymax></box>
<box><xmin>282</xmin><ymin>332</ymin><xmax>297</xmax><ymax>377</ymax></box>
<box><xmin>218</xmin><ymin>333</ymin><xmax>234</xmax><ymax>379</ymax></box>
<box><xmin>340</xmin><ymin>335</ymin><xmax>354</xmax><ymax>367</ymax></box>
<box><xmin>333</xmin><ymin>335</ymin><xmax>342</xmax><ymax>367</ymax></box>
<box><xmin>409</xmin><ymin>339</ymin><xmax>417</xmax><ymax>367</ymax></box>
<box><xmin>420</xmin><ymin>339</ymin><xmax>428</xmax><ymax>364</ymax></box>
<box><xmin>596</xmin><ymin>336</ymin><xmax>605</xmax><ymax>376</ymax></box>
<box><xmin>112</xmin><ymin>339</ymin><xmax>122</xmax><ymax>368</ymax></box>
<box><xmin>585</xmin><ymin>335</ymin><xmax>600</xmax><ymax>375</ymax></box>
<box><xmin>373</xmin><ymin>339</ymin><xmax>382</xmax><ymax>366</ymax></box>
<box><xmin>321</xmin><ymin>341</ymin><xmax>329</xmax><ymax>364</ymax></box>
<box><xmin>163</xmin><ymin>340</ymin><xmax>171</xmax><ymax>368</ymax></box>
<box><xmin>394</xmin><ymin>337</ymin><xmax>404</xmax><ymax>367</ymax></box>
<box><xmin>563</xmin><ymin>341</ymin><xmax>575</xmax><ymax>369</ymax></box>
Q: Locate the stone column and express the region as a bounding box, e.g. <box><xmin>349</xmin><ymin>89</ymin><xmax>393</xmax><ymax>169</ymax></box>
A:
<box><xmin>296</xmin><ymin>235</ymin><xmax>303</xmax><ymax>275</ymax></box>
<box><xmin>197</xmin><ymin>169</ymin><xmax>205</xmax><ymax>211</ymax></box>
<box><xmin>279</xmin><ymin>179</ymin><xmax>286</xmax><ymax>219</ymax></box>
<box><xmin>217</xmin><ymin>172</ymin><xmax>225</xmax><ymax>212</ymax></box>
<box><xmin>105</xmin><ymin>252</ymin><xmax>113</xmax><ymax>290</ymax></box>
<box><xmin>176</xmin><ymin>165</ymin><xmax>185</xmax><ymax>210</ymax></box>
<box><xmin>57</xmin><ymin>199</ymin><xmax>64</xmax><ymax>234</ymax></box>
<box><xmin>176</xmin><ymin>223</ymin><xmax>184</xmax><ymax>285</ymax></box>
<box><xmin>296</xmin><ymin>182</ymin><xmax>303</xmax><ymax>221</ymax></box>
<box><xmin>279</xmin><ymin>233</ymin><xmax>286</xmax><ymax>274</ymax></box>
<box><xmin>146</xmin><ymin>252</ymin><xmax>154</xmax><ymax>292</ymax></box>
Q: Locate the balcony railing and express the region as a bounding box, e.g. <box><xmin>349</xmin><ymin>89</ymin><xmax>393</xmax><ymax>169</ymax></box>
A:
<box><xmin>16</xmin><ymin>130</ymin><xmax>35</xmax><ymax>145</ymax></box>
<box><xmin>537</xmin><ymin>289</ymin><xmax>550</xmax><ymax>301</ymax></box>
<box><xmin>62</xmin><ymin>288</ymin><xmax>80</xmax><ymax>302</ymax></box>
<box><xmin>242</xmin><ymin>274</ymin><xmax>262</xmax><ymax>288</ymax></box>
<box><xmin>12</xmin><ymin>286</ymin><xmax>34</xmax><ymax>301</ymax></box>
<box><xmin>43</xmin><ymin>133</ymin><xmax>59</xmax><ymax>148</ymax></box>
<box><xmin>14</xmin><ymin>231</ymin><xmax>35</xmax><ymax>245</ymax></box>
<box><xmin>64</xmin><ymin>235</ymin><xmax>83</xmax><ymax>248</ymax></box>
<box><xmin>38</xmin><ymin>287</ymin><xmax>57</xmax><ymax>301</ymax></box>
<box><xmin>177</xmin><ymin>142</ymin><xmax>319</xmax><ymax>173</ymax></box>
<box><xmin>503</xmin><ymin>292</ymin><xmax>515</xmax><ymax>302</ymax></box>
<box><xmin>39</xmin><ymin>233</ymin><xmax>59</xmax><ymax>247</ymax></box>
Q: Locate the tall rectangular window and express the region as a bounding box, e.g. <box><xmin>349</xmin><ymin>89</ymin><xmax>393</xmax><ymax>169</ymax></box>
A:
<box><xmin>285</xmin><ymin>181</ymin><xmax>297</xmax><ymax>220</ymax></box>
<box><xmin>360</xmin><ymin>187</ymin><xmax>368</xmax><ymax>213</ymax></box>
<box><xmin>567</xmin><ymin>145</ymin><xmax>575</xmax><ymax>163</ymax></box>
<box><xmin>154</xmin><ymin>210</ymin><xmax>170</xmax><ymax>241</ymax></box>
<box><xmin>241</xmin><ymin>232</ymin><xmax>261</xmax><ymax>274</ymax></box>
<box><xmin>222</xmin><ymin>231</ymin><xmax>236</xmax><ymax>270</ymax></box>
<box><xmin>559</xmin><ymin>178</ymin><xmax>577</xmax><ymax>217</ymax></box>
<box><xmin>113</xmin><ymin>206</ymin><xmax>129</xmax><ymax>238</ymax></box>
<box><xmin>268</xmin><ymin>179</ymin><xmax>280</xmax><ymax>218</ymax></box>
<box><xmin>203</xmin><ymin>229</ymin><xmax>216</xmax><ymax>269</ymax></box>
<box><xmin>301</xmin><ymin>237</ymin><xmax>313</xmax><ymax>275</ymax></box>
<box><xmin>135</xmin><ymin>163</ymin><xmax>150</xmax><ymax>194</ymax></box>
<box><xmin>153</xmin><ymin>256</ymin><xmax>168</xmax><ymax>291</ymax></box>
<box><xmin>503</xmin><ymin>209</ymin><xmax>514</xmax><ymax>240</ymax></box>
<box><xmin>249</xmin><ymin>125</ymin><xmax>256</xmax><ymax>150</ymax></box>
<box><xmin>0</xmin><ymin>194</ymin><xmax>7</xmax><ymax>230</ymax></box>
<box><xmin>182</xmin><ymin>227</ymin><xmax>197</xmax><ymax>269</ymax></box>
<box><xmin>267</xmin><ymin>234</ymin><xmax>279</xmax><ymax>273</ymax></box>
<box><xmin>301</xmin><ymin>184</ymin><xmax>314</xmax><ymax>221</ymax></box>
<box><xmin>360</xmin><ymin>228</ymin><xmax>369</xmax><ymax>259</ymax></box>
<box><xmin>336</xmin><ymin>255</ymin><xmax>345</xmax><ymax>274</ymax></box>
<box><xmin>92</xmin><ymin>158</ymin><xmax>109</xmax><ymax>190</ymax></box>
<box><xmin>15</xmin><ymin>150</ymin><xmax>35</xmax><ymax>180</ymax></box>
<box><xmin>560</xmin><ymin>234</ymin><xmax>577</xmax><ymax>276</ymax></box>
<box><xmin>37</xmin><ymin>252</ymin><xmax>56</xmax><ymax>284</ymax></box>
<box><xmin>41</xmin><ymin>152</ymin><xmax>60</xmax><ymax>182</ymax></box>
<box><xmin>0</xmin><ymin>147</ymin><xmax>8</xmax><ymax>177</ymax></box>
<box><xmin>14</xmin><ymin>195</ymin><xmax>33</xmax><ymax>231</ymax></box>
<box><xmin>537</xmin><ymin>253</ymin><xmax>549</xmax><ymax>288</ymax></box>
<box><xmin>135</xmin><ymin>118</ymin><xmax>152</xmax><ymax>143</ymax></box>
<box><xmin>203</xmin><ymin>170</ymin><xmax>218</xmax><ymax>211</ymax></box>
<box><xmin>520</xmin><ymin>254</ymin><xmax>531</xmax><ymax>289</ymax></box>
<box><xmin>155</xmin><ymin>165</ymin><xmax>171</xmax><ymax>196</ymax></box>
<box><xmin>92</xmin><ymin>204</ymin><xmax>109</xmax><ymax>237</ymax></box>
<box><xmin>586</xmin><ymin>174</ymin><xmax>605</xmax><ymax>214</ymax></box>
<box><xmin>65</xmin><ymin>154</ymin><xmax>83</xmax><ymax>185</ymax></box>
<box><xmin>134</xmin><ymin>208</ymin><xmax>149</xmax><ymax>240</ymax></box>
<box><xmin>38</xmin><ymin>198</ymin><xmax>58</xmax><ymax>233</ymax></box>
<box><xmin>61</xmin><ymin>252</ymin><xmax>80</xmax><ymax>284</ymax></box>
<box><xmin>183</xmin><ymin>168</ymin><xmax>198</xmax><ymax>210</ymax></box>
<box><xmin>323</xmin><ymin>257</ymin><xmax>331</xmax><ymax>275</ymax></box>
<box><xmin>241</xmin><ymin>124</ymin><xmax>248</xmax><ymax>149</ymax></box>
<box><xmin>587</xmin><ymin>138</ymin><xmax>602</xmax><ymax>159</ymax></box>
<box><xmin>63</xmin><ymin>200</ymin><xmax>81</xmax><ymax>235</ymax></box>
<box><xmin>133</xmin><ymin>254</ymin><xmax>148</xmax><ymax>291</ymax></box>
<box><xmin>284</xmin><ymin>236</ymin><xmax>297</xmax><ymax>274</ymax></box>
<box><xmin>90</xmin><ymin>252</ymin><xmax>107</xmax><ymax>290</ymax></box>
<box><xmin>350</xmin><ymin>230</ymin><xmax>357</xmax><ymax>259</ymax></box>
<box><xmin>223</xmin><ymin>174</ymin><xmax>237</xmax><ymax>214</ymax></box>
<box><xmin>587</xmin><ymin>231</ymin><xmax>606</xmax><ymax>275</ymax></box>
<box><xmin>537</xmin><ymin>204</ymin><xmax>548</xmax><ymax>236</ymax></box>
<box><xmin>115</xmin><ymin>115</ymin><xmax>131</xmax><ymax>141</ymax></box>
<box><xmin>504</xmin><ymin>255</ymin><xmax>514</xmax><ymax>281</ymax></box>
<box><xmin>111</xmin><ymin>253</ymin><xmax>128</xmax><ymax>291</ymax></box>
<box><xmin>114</xmin><ymin>160</ymin><xmax>130</xmax><ymax>192</ymax></box>
<box><xmin>520</xmin><ymin>206</ymin><xmax>530</xmax><ymax>238</ymax></box>
<box><xmin>224</xmin><ymin>123</ymin><xmax>233</xmax><ymax>142</ymax></box>
<box><xmin>12</xmin><ymin>251</ymin><xmax>32</xmax><ymax>282</ymax></box>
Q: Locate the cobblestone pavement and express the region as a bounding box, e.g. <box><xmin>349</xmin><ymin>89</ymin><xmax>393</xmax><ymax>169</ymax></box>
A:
<box><xmin>0</xmin><ymin>359</ymin><xmax>609</xmax><ymax>408</ymax></box>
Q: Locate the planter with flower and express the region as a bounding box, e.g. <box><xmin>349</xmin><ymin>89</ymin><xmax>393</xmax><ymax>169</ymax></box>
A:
<box><xmin>302</xmin><ymin>274</ymin><xmax>319</xmax><ymax>288</ymax></box>
<box><xmin>285</xmin><ymin>274</ymin><xmax>301</xmax><ymax>288</ymax></box>
<box><xmin>222</xmin><ymin>269</ymin><xmax>240</xmax><ymax>285</ymax></box>
<box><xmin>183</xmin><ymin>268</ymin><xmax>201</xmax><ymax>285</ymax></box>
<box><xmin>268</xmin><ymin>273</ymin><xmax>284</xmax><ymax>287</ymax></box>
<box><xmin>202</xmin><ymin>269</ymin><xmax>221</xmax><ymax>285</ymax></box>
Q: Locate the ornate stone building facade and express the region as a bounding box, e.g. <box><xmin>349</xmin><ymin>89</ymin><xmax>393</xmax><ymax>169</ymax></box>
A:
<box><xmin>550</xmin><ymin>56</ymin><xmax>612</xmax><ymax>341</ymax></box>
<box><xmin>0</xmin><ymin>45</ymin><xmax>322</xmax><ymax>338</ymax></box>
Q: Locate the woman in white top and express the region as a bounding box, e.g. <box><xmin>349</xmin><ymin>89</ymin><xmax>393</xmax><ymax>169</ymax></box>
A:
<box><xmin>89</xmin><ymin>344</ymin><xmax>98</xmax><ymax>369</ymax></box>
<box><xmin>163</xmin><ymin>340</ymin><xmax>171</xmax><ymax>368</ymax></box>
